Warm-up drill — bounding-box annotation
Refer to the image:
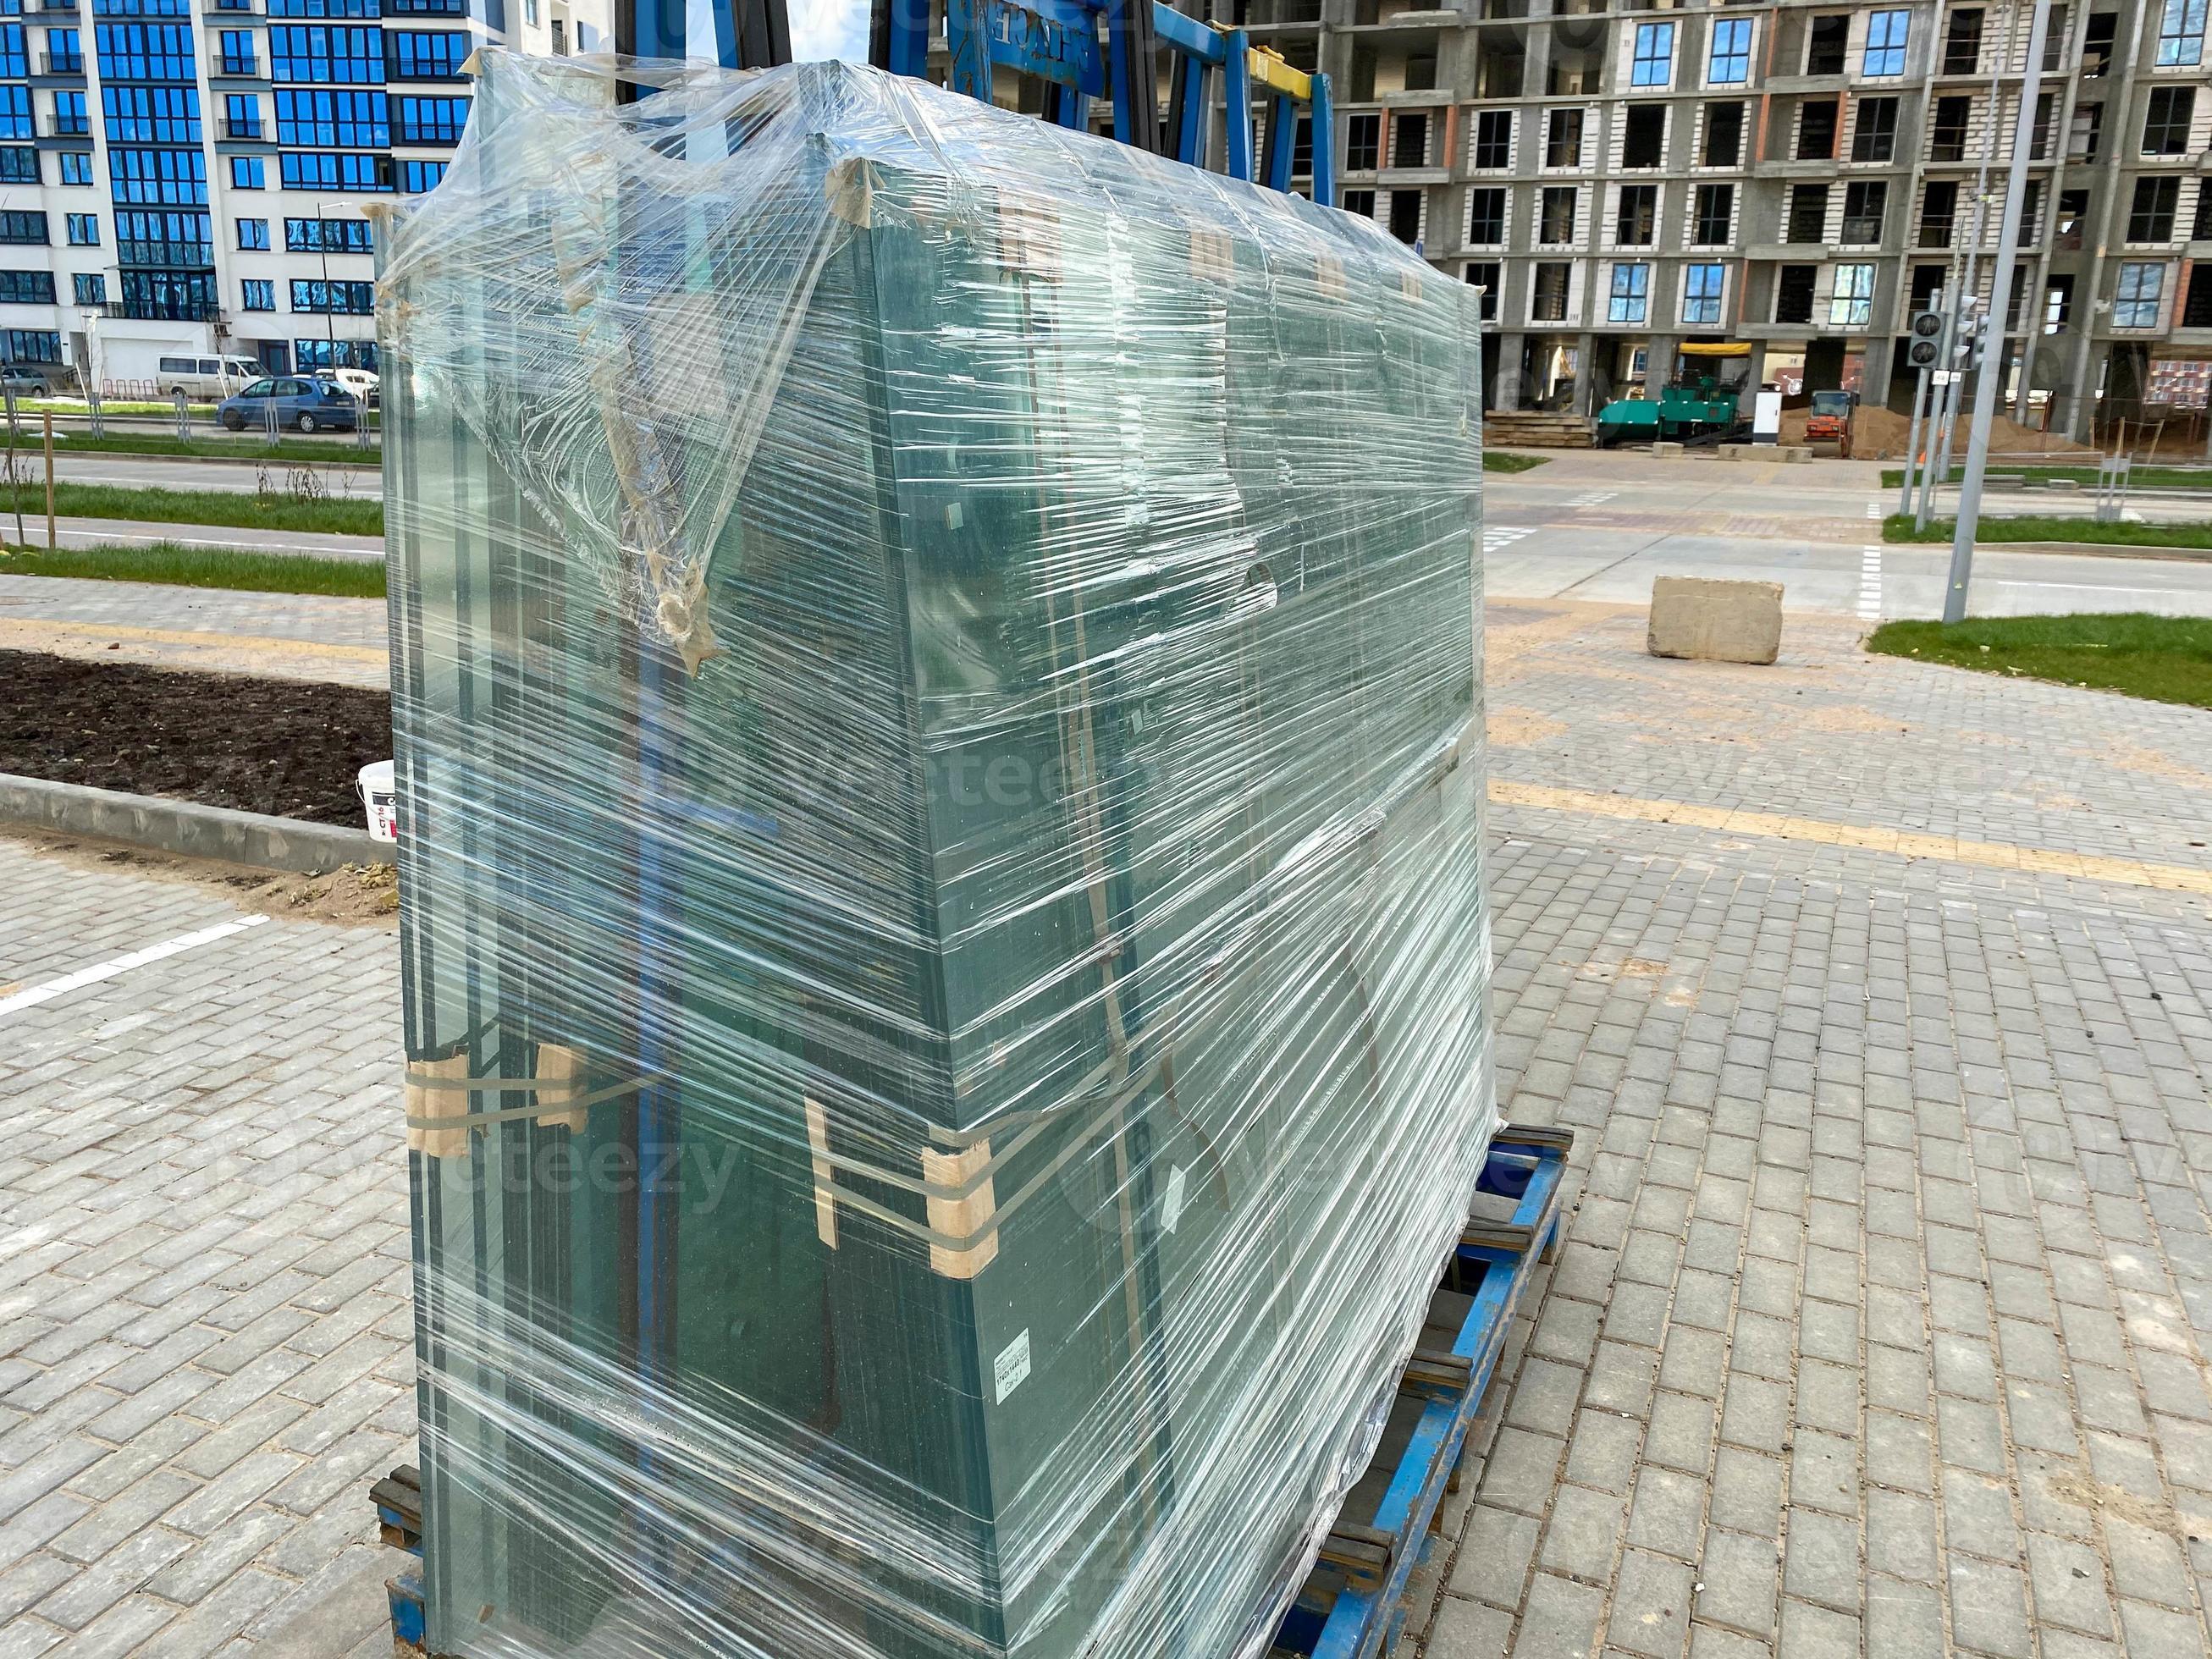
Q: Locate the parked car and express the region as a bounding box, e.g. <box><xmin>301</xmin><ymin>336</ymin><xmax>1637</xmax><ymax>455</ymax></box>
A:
<box><xmin>329</xmin><ymin>367</ymin><xmax>379</xmax><ymax>407</ymax></box>
<box><xmin>215</xmin><ymin>375</ymin><xmax>360</xmax><ymax>433</ymax></box>
<box><xmin>155</xmin><ymin>355</ymin><xmax>265</xmax><ymax>400</ymax></box>
<box><xmin>0</xmin><ymin>362</ymin><xmax>79</xmax><ymax>399</ymax></box>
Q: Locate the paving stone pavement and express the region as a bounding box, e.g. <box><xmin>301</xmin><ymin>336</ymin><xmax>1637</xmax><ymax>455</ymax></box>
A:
<box><xmin>0</xmin><ymin>576</ymin><xmax>388</xmax><ymax>688</ymax></box>
<box><xmin>0</xmin><ymin>849</ymin><xmax>410</xmax><ymax>1658</ymax></box>
<box><xmin>3</xmin><ymin>600</ymin><xmax>2211</xmax><ymax>1656</ymax></box>
<box><xmin>1398</xmin><ymin>606</ymin><xmax>2212</xmax><ymax>1659</ymax></box>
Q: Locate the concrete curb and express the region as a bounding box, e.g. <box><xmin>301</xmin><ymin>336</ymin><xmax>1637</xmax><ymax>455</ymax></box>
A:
<box><xmin>0</xmin><ymin>771</ymin><xmax>388</xmax><ymax>873</ymax></box>
<box><xmin>1884</xmin><ymin>537</ymin><xmax>2212</xmax><ymax>564</ymax></box>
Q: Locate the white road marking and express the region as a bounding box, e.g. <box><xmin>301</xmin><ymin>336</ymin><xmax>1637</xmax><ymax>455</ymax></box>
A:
<box><xmin>1567</xmin><ymin>490</ymin><xmax>1619</xmax><ymax>509</ymax></box>
<box><xmin>1483</xmin><ymin>526</ymin><xmax>1537</xmax><ymax>553</ymax></box>
<box><xmin>0</xmin><ymin>914</ymin><xmax>271</xmax><ymax>1020</ymax></box>
<box><xmin>1865</xmin><ymin>503</ymin><xmax>1882</xmax><ymax>520</ymax></box>
<box><xmin>1857</xmin><ymin>545</ymin><xmax>1884</xmax><ymax>621</ymax></box>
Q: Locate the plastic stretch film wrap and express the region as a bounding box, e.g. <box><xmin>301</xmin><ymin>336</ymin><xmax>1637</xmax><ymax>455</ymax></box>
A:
<box><xmin>383</xmin><ymin>49</ymin><xmax>1495</xmax><ymax>1659</ymax></box>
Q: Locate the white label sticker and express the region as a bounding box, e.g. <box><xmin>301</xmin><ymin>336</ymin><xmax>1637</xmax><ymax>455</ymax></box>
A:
<box><xmin>1161</xmin><ymin>1163</ymin><xmax>1189</xmax><ymax>1235</ymax></box>
<box><xmin>993</xmin><ymin>1329</ymin><xmax>1032</xmax><ymax>1404</ymax></box>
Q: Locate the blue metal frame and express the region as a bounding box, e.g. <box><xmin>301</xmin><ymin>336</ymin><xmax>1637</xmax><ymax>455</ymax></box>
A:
<box><xmin>622</xmin><ymin>0</ymin><xmax>780</xmax><ymax>72</ymax></box>
<box><xmin>882</xmin><ymin>0</ymin><xmax>1336</xmax><ymax>203</ymax></box>
<box><xmin>1272</xmin><ymin>1125</ymin><xmax>1574</xmax><ymax>1659</ymax></box>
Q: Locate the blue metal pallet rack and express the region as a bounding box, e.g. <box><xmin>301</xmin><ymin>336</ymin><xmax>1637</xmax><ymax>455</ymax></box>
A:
<box><xmin>1273</xmin><ymin>1124</ymin><xmax>1575</xmax><ymax>1659</ymax></box>
<box><xmin>874</xmin><ymin>0</ymin><xmax>1337</xmax><ymax>206</ymax></box>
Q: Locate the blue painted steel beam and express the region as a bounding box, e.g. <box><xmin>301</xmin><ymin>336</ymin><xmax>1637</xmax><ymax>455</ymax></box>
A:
<box><xmin>946</xmin><ymin>0</ymin><xmax>994</xmax><ymax>102</ymax></box>
<box><xmin>619</xmin><ymin>0</ymin><xmax>685</xmax><ymax>61</ymax></box>
<box><xmin>1172</xmin><ymin>53</ymin><xmax>1206</xmax><ymax>168</ymax></box>
<box><xmin>1221</xmin><ymin>28</ymin><xmax>1253</xmax><ymax>180</ymax></box>
<box><xmin>1308</xmin><ymin>70</ymin><xmax>1335</xmax><ymax>205</ymax></box>
<box><xmin>1261</xmin><ymin>90</ymin><xmax>1296</xmax><ymax>192</ymax></box>
<box><xmin>1147</xmin><ymin>1</ymin><xmax>1226</xmax><ymax>63</ymax></box>
<box><xmin>983</xmin><ymin>0</ymin><xmax>1106</xmax><ymax>99</ymax></box>
<box><xmin>1101</xmin><ymin>0</ymin><xmax>1157</xmax><ymax>150</ymax></box>
<box><xmin>880</xmin><ymin>0</ymin><xmax>929</xmax><ymax>74</ymax></box>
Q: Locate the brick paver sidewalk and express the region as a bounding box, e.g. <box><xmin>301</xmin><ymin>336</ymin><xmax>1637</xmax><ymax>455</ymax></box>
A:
<box><xmin>0</xmin><ymin>576</ymin><xmax>387</xmax><ymax>688</ymax></box>
<box><xmin>3</xmin><ymin>601</ymin><xmax>2209</xmax><ymax>1656</ymax></box>
<box><xmin>1403</xmin><ymin>607</ymin><xmax>2212</xmax><ymax>1658</ymax></box>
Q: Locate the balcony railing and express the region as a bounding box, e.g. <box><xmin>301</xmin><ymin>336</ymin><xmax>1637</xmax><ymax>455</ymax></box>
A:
<box><xmin>38</xmin><ymin>52</ymin><xmax>84</xmax><ymax>74</ymax></box>
<box><xmin>217</xmin><ymin>54</ymin><xmax>259</xmax><ymax>74</ymax></box>
<box><xmin>223</xmin><ymin>118</ymin><xmax>262</xmax><ymax>139</ymax></box>
<box><xmin>46</xmin><ymin>117</ymin><xmax>89</xmax><ymax>136</ymax></box>
<box><xmin>99</xmin><ymin>299</ymin><xmax>223</xmax><ymax>322</ymax></box>
<box><xmin>1920</xmin><ymin>223</ymin><xmax>1955</xmax><ymax>249</ymax></box>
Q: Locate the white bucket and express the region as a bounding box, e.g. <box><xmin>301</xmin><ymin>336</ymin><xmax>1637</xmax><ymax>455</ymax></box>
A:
<box><xmin>357</xmin><ymin>759</ymin><xmax>398</xmax><ymax>843</ymax></box>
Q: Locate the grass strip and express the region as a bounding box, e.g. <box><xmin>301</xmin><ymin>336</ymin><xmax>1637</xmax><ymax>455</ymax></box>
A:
<box><xmin>0</xmin><ymin>539</ymin><xmax>384</xmax><ymax>598</ymax></box>
<box><xmin>1867</xmin><ymin>612</ymin><xmax>2212</xmax><ymax>709</ymax></box>
<box><xmin>1882</xmin><ymin>513</ymin><xmax>2212</xmax><ymax>551</ymax></box>
<box><xmin>0</xmin><ymin>480</ymin><xmax>382</xmax><ymax>537</ymax></box>
<box><xmin>1878</xmin><ymin>464</ymin><xmax>2212</xmax><ymax>492</ymax></box>
<box><xmin>1483</xmin><ymin>451</ymin><xmax>1548</xmax><ymax>473</ymax></box>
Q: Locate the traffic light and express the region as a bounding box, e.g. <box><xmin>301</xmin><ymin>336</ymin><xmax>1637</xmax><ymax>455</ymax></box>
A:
<box><xmin>1906</xmin><ymin>306</ymin><xmax>1944</xmax><ymax>369</ymax></box>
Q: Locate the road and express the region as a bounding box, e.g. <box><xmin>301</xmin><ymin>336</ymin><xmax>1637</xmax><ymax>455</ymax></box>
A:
<box><xmin>1486</xmin><ymin>451</ymin><xmax>2212</xmax><ymax>620</ymax></box>
<box><xmin>14</xmin><ymin>445</ymin><xmax>2212</xmax><ymax>619</ymax></box>
<box><xmin>30</xmin><ymin>448</ymin><xmax>378</xmax><ymax>494</ymax></box>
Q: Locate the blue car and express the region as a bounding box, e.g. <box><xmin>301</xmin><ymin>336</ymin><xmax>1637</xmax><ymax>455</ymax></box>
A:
<box><xmin>215</xmin><ymin>374</ymin><xmax>360</xmax><ymax>434</ymax></box>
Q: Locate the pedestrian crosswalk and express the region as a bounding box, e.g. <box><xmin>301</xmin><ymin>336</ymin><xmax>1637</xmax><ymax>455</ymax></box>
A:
<box><xmin>1566</xmin><ymin>489</ymin><xmax>1619</xmax><ymax>510</ymax></box>
<box><xmin>1484</xmin><ymin>525</ymin><xmax>1537</xmax><ymax>554</ymax></box>
<box><xmin>1858</xmin><ymin>544</ymin><xmax>1884</xmax><ymax>621</ymax></box>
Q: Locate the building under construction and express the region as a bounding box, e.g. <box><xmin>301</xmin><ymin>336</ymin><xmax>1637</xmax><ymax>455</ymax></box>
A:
<box><xmin>1214</xmin><ymin>0</ymin><xmax>2211</xmax><ymax>441</ymax></box>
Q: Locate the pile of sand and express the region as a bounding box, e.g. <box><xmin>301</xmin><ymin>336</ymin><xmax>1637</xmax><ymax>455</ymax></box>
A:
<box><xmin>1789</xmin><ymin>401</ymin><xmax>2096</xmax><ymax>460</ymax></box>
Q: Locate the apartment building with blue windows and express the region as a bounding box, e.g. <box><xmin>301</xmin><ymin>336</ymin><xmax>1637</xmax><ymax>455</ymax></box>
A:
<box><xmin>0</xmin><ymin>0</ymin><xmax>605</xmax><ymax>389</ymax></box>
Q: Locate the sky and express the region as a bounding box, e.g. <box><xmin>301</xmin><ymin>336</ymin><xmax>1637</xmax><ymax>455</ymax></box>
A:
<box><xmin>786</xmin><ymin>0</ymin><xmax>870</xmax><ymax>60</ymax></box>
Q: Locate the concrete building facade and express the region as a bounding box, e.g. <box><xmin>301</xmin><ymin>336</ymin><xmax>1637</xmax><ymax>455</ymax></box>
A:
<box><xmin>1231</xmin><ymin>0</ymin><xmax>2212</xmax><ymax>439</ymax></box>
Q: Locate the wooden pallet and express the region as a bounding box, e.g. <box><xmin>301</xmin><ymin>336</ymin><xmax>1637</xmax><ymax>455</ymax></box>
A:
<box><xmin>1271</xmin><ymin>1122</ymin><xmax>1575</xmax><ymax>1659</ymax></box>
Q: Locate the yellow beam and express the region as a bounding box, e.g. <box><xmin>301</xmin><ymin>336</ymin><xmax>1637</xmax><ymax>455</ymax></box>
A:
<box><xmin>1247</xmin><ymin>46</ymin><xmax>1310</xmax><ymax>100</ymax></box>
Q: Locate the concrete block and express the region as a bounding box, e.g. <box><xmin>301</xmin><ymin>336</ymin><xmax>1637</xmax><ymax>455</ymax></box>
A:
<box><xmin>1780</xmin><ymin>445</ymin><xmax>1814</xmax><ymax>463</ymax></box>
<box><xmin>1652</xmin><ymin>441</ymin><xmax>1684</xmax><ymax>457</ymax></box>
<box><xmin>1647</xmin><ymin>576</ymin><xmax>1784</xmax><ymax>665</ymax></box>
<box><xmin>2043</xmin><ymin>477</ymin><xmax>2079</xmax><ymax>491</ymax></box>
<box><xmin>1717</xmin><ymin>444</ymin><xmax>1755</xmax><ymax>461</ymax></box>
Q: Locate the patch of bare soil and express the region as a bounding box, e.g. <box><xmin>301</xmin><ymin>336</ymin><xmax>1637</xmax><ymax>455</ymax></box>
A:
<box><xmin>1</xmin><ymin>648</ymin><xmax>390</xmax><ymax>823</ymax></box>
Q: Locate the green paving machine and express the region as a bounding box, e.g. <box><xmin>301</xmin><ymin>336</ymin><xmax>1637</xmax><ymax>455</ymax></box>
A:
<box><xmin>1596</xmin><ymin>343</ymin><xmax>1752</xmax><ymax>446</ymax></box>
<box><xmin>385</xmin><ymin>51</ymin><xmax>1496</xmax><ymax>1659</ymax></box>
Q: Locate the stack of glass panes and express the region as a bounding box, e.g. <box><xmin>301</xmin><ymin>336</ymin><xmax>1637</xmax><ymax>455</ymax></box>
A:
<box><xmin>383</xmin><ymin>50</ymin><xmax>1495</xmax><ymax>1659</ymax></box>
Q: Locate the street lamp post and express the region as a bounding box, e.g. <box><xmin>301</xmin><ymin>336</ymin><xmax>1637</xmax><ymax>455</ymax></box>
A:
<box><xmin>1944</xmin><ymin>0</ymin><xmax>2056</xmax><ymax>624</ymax></box>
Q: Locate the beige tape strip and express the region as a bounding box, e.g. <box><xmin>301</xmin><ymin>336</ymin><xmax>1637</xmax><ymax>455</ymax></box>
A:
<box><xmin>405</xmin><ymin>1051</ymin><xmax>472</xmax><ymax>1159</ymax></box>
<box><xmin>804</xmin><ymin>1097</ymin><xmax>837</xmax><ymax>1251</ymax></box>
<box><xmin>919</xmin><ymin>1139</ymin><xmax>1000</xmax><ymax>1281</ymax></box>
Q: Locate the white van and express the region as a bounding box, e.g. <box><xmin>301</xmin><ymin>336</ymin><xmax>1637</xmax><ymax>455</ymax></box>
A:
<box><xmin>153</xmin><ymin>355</ymin><xmax>264</xmax><ymax>400</ymax></box>
<box><xmin>329</xmin><ymin>367</ymin><xmax>379</xmax><ymax>405</ymax></box>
